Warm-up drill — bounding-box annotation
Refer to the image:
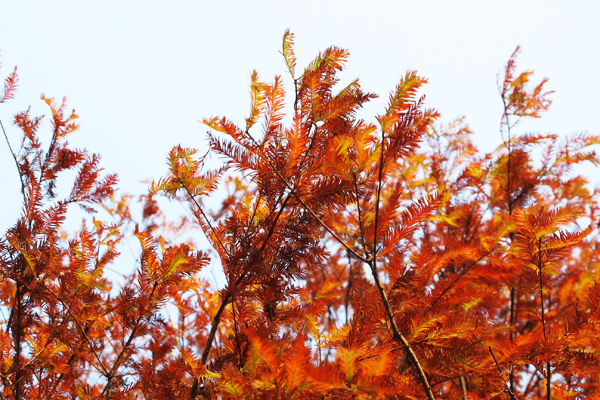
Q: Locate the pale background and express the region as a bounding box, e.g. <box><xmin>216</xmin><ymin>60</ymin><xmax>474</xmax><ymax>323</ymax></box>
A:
<box><xmin>1</xmin><ymin>1</ymin><xmax>599</xmax><ymax>277</ymax></box>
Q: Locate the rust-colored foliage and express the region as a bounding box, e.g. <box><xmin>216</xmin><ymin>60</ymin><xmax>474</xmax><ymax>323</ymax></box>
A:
<box><xmin>2</xmin><ymin>32</ymin><xmax>600</xmax><ymax>399</ymax></box>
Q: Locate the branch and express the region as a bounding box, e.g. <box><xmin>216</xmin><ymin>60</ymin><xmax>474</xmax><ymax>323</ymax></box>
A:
<box><xmin>200</xmin><ymin>290</ymin><xmax>232</xmax><ymax>366</ymax></box>
<box><xmin>428</xmin><ymin>251</ymin><xmax>490</xmax><ymax>311</ymax></box>
<box><xmin>231</xmin><ymin>296</ymin><xmax>243</xmax><ymax>369</ymax></box>
<box><xmin>352</xmin><ymin>172</ymin><xmax>370</xmax><ymax>258</ymax></box>
<box><xmin>14</xmin><ymin>282</ymin><xmax>22</xmax><ymax>399</ymax></box>
<box><xmin>265</xmin><ymin>158</ymin><xmax>371</xmax><ymax>264</ymax></box>
<box><xmin>255</xmin><ymin>122</ymin><xmax>433</xmax><ymax>398</ymax></box>
<box><xmin>368</xmin><ymin>129</ymin><xmax>435</xmax><ymax>400</ymax></box>
<box><xmin>101</xmin><ymin>281</ymin><xmax>159</xmax><ymax>398</ymax></box>
<box><xmin>538</xmin><ymin>237</ymin><xmax>551</xmax><ymax>400</ymax></box>
<box><xmin>193</xmin><ymin>119</ymin><xmax>320</xmax><ymax>396</ymax></box>
<box><xmin>179</xmin><ymin>178</ymin><xmax>230</xmax><ymax>259</ymax></box>
<box><xmin>41</xmin><ymin>284</ymin><xmax>109</xmax><ymax>377</ymax></box>
<box><xmin>1</xmin><ymin>118</ymin><xmax>25</xmax><ymax>201</ymax></box>
<box><xmin>7</xmin><ymin>340</ymin><xmax>53</xmax><ymax>379</ymax></box>
<box><xmin>192</xmin><ymin>187</ymin><xmax>295</xmax><ymax>396</ymax></box>
<box><xmin>241</xmin><ymin>118</ymin><xmax>371</xmax><ymax>264</ymax></box>
<box><xmin>368</xmin><ymin>259</ymin><xmax>436</xmax><ymax>400</ymax></box>
<box><xmin>372</xmin><ymin>128</ymin><xmax>386</xmax><ymax>261</ymax></box>
<box><xmin>489</xmin><ymin>346</ymin><xmax>518</xmax><ymax>400</ymax></box>
<box><xmin>0</xmin><ymin>373</ymin><xmax>16</xmax><ymax>397</ymax></box>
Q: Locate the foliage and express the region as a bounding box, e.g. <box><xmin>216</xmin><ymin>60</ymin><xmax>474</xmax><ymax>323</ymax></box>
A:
<box><xmin>2</xmin><ymin>31</ymin><xmax>600</xmax><ymax>399</ymax></box>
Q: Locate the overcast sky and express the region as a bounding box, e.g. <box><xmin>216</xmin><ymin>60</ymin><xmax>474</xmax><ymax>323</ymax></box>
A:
<box><xmin>2</xmin><ymin>1</ymin><xmax>599</xmax><ymax>236</ymax></box>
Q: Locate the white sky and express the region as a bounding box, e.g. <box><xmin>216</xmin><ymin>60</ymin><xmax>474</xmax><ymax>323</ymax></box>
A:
<box><xmin>1</xmin><ymin>1</ymin><xmax>599</xmax><ymax>237</ymax></box>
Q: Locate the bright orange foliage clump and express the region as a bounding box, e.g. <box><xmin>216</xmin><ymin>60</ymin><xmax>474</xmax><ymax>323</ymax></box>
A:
<box><xmin>1</xmin><ymin>31</ymin><xmax>600</xmax><ymax>399</ymax></box>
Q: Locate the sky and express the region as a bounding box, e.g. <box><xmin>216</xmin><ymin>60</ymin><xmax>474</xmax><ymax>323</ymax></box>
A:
<box><xmin>1</xmin><ymin>1</ymin><xmax>600</xmax><ymax>257</ymax></box>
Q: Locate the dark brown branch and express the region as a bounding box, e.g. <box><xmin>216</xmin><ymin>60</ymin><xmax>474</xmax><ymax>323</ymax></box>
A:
<box><xmin>180</xmin><ymin>181</ymin><xmax>230</xmax><ymax>259</ymax></box>
<box><xmin>538</xmin><ymin>237</ymin><xmax>551</xmax><ymax>400</ymax></box>
<box><xmin>41</xmin><ymin>284</ymin><xmax>109</xmax><ymax>377</ymax></box>
<box><xmin>365</xmin><ymin>129</ymin><xmax>435</xmax><ymax>400</ymax></box>
<box><xmin>101</xmin><ymin>281</ymin><xmax>160</xmax><ymax>398</ymax></box>
<box><xmin>352</xmin><ymin>172</ymin><xmax>370</xmax><ymax>258</ymax></box>
<box><xmin>192</xmin><ymin>187</ymin><xmax>294</xmax><ymax>396</ymax></box>
<box><xmin>428</xmin><ymin>251</ymin><xmax>490</xmax><ymax>311</ymax></box>
<box><xmin>231</xmin><ymin>297</ymin><xmax>243</xmax><ymax>369</ymax></box>
<box><xmin>1</xmin><ymin>119</ymin><xmax>25</xmax><ymax>200</ymax></box>
<box><xmin>264</xmin><ymin>158</ymin><xmax>371</xmax><ymax>264</ymax></box>
<box><xmin>14</xmin><ymin>282</ymin><xmax>22</xmax><ymax>400</ymax></box>
<box><xmin>368</xmin><ymin>259</ymin><xmax>435</xmax><ymax>400</ymax></box>
<box><xmin>372</xmin><ymin>128</ymin><xmax>385</xmax><ymax>261</ymax></box>
<box><xmin>489</xmin><ymin>346</ymin><xmax>518</xmax><ymax>400</ymax></box>
<box><xmin>345</xmin><ymin>249</ymin><xmax>353</xmax><ymax>325</ymax></box>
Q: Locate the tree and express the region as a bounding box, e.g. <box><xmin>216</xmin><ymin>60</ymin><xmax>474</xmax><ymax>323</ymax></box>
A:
<box><xmin>2</xmin><ymin>31</ymin><xmax>600</xmax><ymax>399</ymax></box>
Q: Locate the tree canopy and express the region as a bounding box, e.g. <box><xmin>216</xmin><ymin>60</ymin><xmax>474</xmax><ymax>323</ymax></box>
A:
<box><xmin>1</xmin><ymin>31</ymin><xmax>600</xmax><ymax>399</ymax></box>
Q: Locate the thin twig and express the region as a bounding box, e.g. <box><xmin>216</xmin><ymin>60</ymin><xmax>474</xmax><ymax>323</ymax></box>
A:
<box><xmin>353</xmin><ymin>172</ymin><xmax>370</xmax><ymax>258</ymax></box>
<box><xmin>373</xmin><ymin>127</ymin><xmax>386</xmax><ymax>261</ymax></box>
<box><xmin>367</xmin><ymin>129</ymin><xmax>435</xmax><ymax>400</ymax></box>
<box><xmin>192</xmin><ymin>189</ymin><xmax>295</xmax><ymax>396</ymax></box>
<box><xmin>369</xmin><ymin>258</ymin><xmax>436</xmax><ymax>400</ymax></box>
<box><xmin>262</xmin><ymin>157</ymin><xmax>371</xmax><ymax>264</ymax></box>
<box><xmin>256</xmin><ymin>120</ymin><xmax>434</xmax><ymax>398</ymax></box>
<box><xmin>489</xmin><ymin>346</ymin><xmax>518</xmax><ymax>400</ymax></box>
<box><xmin>428</xmin><ymin>251</ymin><xmax>490</xmax><ymax>311</ymax></box>
<box><xmin>101</xmin><ymin>281</ymin><xmax>159</xmax><ymax>398</ymax></box>
<box><xmin>41</xmin><ymin>284</ymin><xmax>109</xmax><ymax>376</ymax></box>
<box><xmin>231</xmin><ymin>296</ymin><xmax>243</xmax><ymax>369</ymax></box>
<box><xmin>180</xmin><ymin>181</ymin><xmax>230</xmax><ymax>259</ymax></box>
<box><xmin>193</xmin><ymin>116</ymin><xmax>326</xmax><ymax>393</ymax></box>
<box><xmin>1</xmin><ymin>119</ymin><xmax>26</xmax><ymax>200</ymax></box>
<box><xmin>538</xmin><ymin>236</ymin><xmax>551</xmax><ymax>400</ymax></box>
<box><xmin>503</xmin><ymin>93</ymin><xmax>517</xmax><ymax>393</ymax></box>
<box><xmin>345</xmin><ymin>249</ymin><xmax>353</xmax><ymax>325</ymax></box>
<box><xmin>14</xmin><ymin>282</ymin><xmax>22</xmax><ymax>399</ymax></box>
